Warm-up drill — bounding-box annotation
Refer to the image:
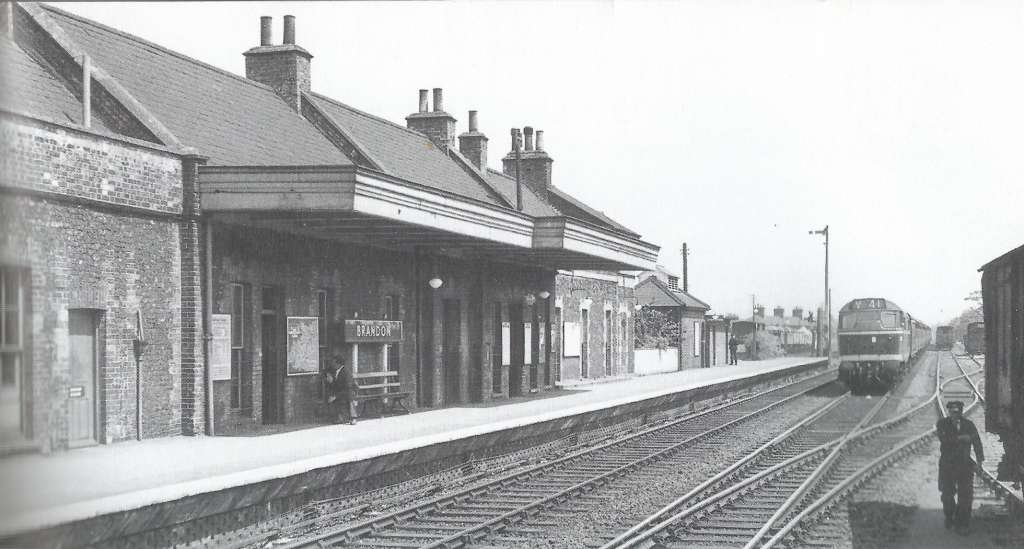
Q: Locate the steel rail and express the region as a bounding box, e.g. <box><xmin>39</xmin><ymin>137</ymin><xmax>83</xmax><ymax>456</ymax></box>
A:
<box><xmin>761</xmin><ymin>351</ymin><xmax>1003</xmax><ymax>548</ymax></box>
<box><xmin>597</xmin><ymin>393</ymin><xmax>851</xmax><ymax>549</ymax></box>
<box><xmin>276</xmin><ymin>370</ymin><xmax>836</xmax><ymax>548</ymax></box>
<box><xmin>418</xmin><ymin>376</ymin><xmax>837</xmax><ymax>549</ymax></box>
<box><xmin>611</xmin><ymin>351</ymin><xmax>941</xmax><ymax>549</ymax></box>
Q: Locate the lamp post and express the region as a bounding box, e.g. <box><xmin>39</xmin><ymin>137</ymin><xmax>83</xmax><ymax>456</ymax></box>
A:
<box><xmin>808</xmin><ymin>225</ymin><xmax>829</xmax><ymax>357</ymax></box>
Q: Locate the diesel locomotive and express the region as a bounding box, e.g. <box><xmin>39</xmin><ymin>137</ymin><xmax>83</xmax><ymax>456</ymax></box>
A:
<box><xmin>837</xmin><ymin>297</ymin><xmax>931</xmax><ymax>394</ymax></box>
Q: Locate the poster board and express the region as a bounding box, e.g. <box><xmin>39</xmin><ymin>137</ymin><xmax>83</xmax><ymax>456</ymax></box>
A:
<box><xmin>538</xmin><ymin>322</ymin><xmax>546</xmax><ymax>363</ymax></box>
<box><xmin>563</xmin><ymin>321</ymin><xmax>580</xmax><ymax>357</ymax></box>
<box><xmin>501</xmin><ymin>322</ymin><xmax>511</xmax><ymax>365</ymax></box>
<box><xmin>286</xmin><ymin>316</ymin><xmax>319</xmax><ymax>376</ymax></box>
<box><xmin>209</xmin><ymin>314</ymin><xmax>232</xmax><ymax>381</ymax></box>
<box><xmin>524</xmin><ymin>323</ymin><xmax>533</xmax><ymax>365</ymax></box>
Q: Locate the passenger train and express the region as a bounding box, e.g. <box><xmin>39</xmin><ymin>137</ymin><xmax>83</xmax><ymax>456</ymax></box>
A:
<box><xmin>837</xmin><ymin>297</ymin><xmax>931</xmax><ymax>394</ymax></box>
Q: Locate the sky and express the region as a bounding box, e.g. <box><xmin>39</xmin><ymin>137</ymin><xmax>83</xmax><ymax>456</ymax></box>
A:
<box><xmin>59</xmin><ymin>1</ymin><xmax>1024</xmax><ymax>327</ymax></box>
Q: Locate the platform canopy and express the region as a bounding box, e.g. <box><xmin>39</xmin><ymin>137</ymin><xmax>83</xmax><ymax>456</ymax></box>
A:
<box><xmin>200</xmin><ymin>165</ymin><xmax>659</xmax><ymax>272</ymax></box>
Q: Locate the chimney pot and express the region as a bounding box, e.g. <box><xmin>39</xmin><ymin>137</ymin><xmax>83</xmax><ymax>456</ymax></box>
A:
<box><xmin>468</xmin><ymin>110</ymin><xmax>478</xmax><ymax>132</ymax></box>
<box><xmin>524</xmin><ymin>126</ymin><xmax>534</xmax><ymax>151</ymax></box>
<box><xmin>260</xmin><ymin>16</ymin><xmax>272</xmax><ymax>46</ymax></box>
<box><xmin>418</xmin><ymin>89</ymin><xmax>429</xmax><ymax>113</ymax></box>
<box><xmin>432</xmin><ymin>88</ymin><xmax>443</xmax><ymax>112</ymax></box>
<box><xmin>535</xmin><ymin>130</ymin><xmax>544</xmax><ymax>151</ymax></box>
<box><xmin>283</xmin><ymin>15</ymin><xmax>295</xmax><ymax>44</ymax></box>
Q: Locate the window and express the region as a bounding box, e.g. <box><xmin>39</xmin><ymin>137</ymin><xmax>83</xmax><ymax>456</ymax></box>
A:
<box><xmin>881</xmin><ymin>312</ymin><xmax>897</xmax><ymax>328</ymax></box>
<box><xmin>229</xmin><ymin>283</ymin><xmax>247</xmax><ymax>409</ymax></box>
<box><xmin>667</xmin><ymin>276</ymin><xmax>679</xmax><ymax>291</ymax></box>
<box><xmin>317</xmin><ymin>290</ymin><xmax>330</xmax><ymax>373</ymax></box>
<box><xmin>1</xmin><ymin>267</ymin><xmax>26</xmax><ymax>434</ymax></box>
<box><xmin>693</xmin><ymin>321</ymin><xmax>701</xmax><ymax>356</ymax></box>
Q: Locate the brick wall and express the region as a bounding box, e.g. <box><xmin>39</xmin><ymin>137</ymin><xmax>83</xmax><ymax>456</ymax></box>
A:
<box><xmin>0</xmin><ymin>115</ymin><xmax>182</xmax><ymax>450</ymax></box>
<box><xmin>0</xmin><ymin>117</ymin><xmax>185</xmax><ymax>451</ymax></box>
<box><xmin>554</xmin><ymin>273</ymin><xmax>636</xmax><ymax>383</ymax></box>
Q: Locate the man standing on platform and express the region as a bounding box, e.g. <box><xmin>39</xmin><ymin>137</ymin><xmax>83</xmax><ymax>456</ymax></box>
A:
<box><xmin>325</xmin><ymin>352</ymin><xmax>357</xmax><ymax>425</ymax></box>
<box><xmin>936</xmin><ymin>400</ymin><xmax>984</xmax><ymax>534</ymax></box>
<box><xmin>728</xmin><ymin>335</ymin><xmax>739</xmax><ymax>365</ymax></box>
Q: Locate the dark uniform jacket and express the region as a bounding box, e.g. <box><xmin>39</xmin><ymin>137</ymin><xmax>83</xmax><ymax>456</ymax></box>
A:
<box><xmin>327</xmin><ymin>365</ymin><xmax>357</xmax><ymax>401</ymax></box>
<box><xmin>936</xmin><ymin>415</ymin><xmax>984</xmax><ymax>466</ymax></box>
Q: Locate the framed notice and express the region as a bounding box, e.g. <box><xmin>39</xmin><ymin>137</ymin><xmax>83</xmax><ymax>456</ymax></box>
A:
<box><xmin>538</xmin><ymin>322</ymin><xmax>546</xmax><ymax>363</ymax></box>
<box><xmin>501</xmin><ymin>322</ymin><xmax>511</xmax><ymax>365</ymax></box>
<box><xmin>563</xmin><ymin>321</ymin><xmax>581</xmax><ymax>358</ymax></box>
<box><xmin>209</xmin><ymin>314</ymin><xmax>232</xmax><ymax>381</ymax></box>
<box><xmin>286</xmin><ymin>317</ymin><xmax>319</xmax><ymax>376</ymax></box>
<box><xmin>524</xmin><ymin>323</ymin><xmax>533</xmax><ymax>365</ymax></box>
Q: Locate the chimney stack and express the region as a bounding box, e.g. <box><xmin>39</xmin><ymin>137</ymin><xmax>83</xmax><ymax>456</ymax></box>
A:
<box><xmin>502</xmin><ymin>126</ymin><xmax>553</xmax><ymax>201</ymax></box>
<box><xmin>418</xmin><ymin>89</ymin><xmax>429</xmax><ymax>113</ymax></box>
<box><xmin>244</xmin><ymin>15</ymin><xmax>312</xmax><ymax>112</ymax></box>
<box><xmin>283</xmin><ymin>15</ymin><xmax>296</xmax><ymax>44</ymax></box>
<box><xmin>458</xmin><ymin>110</ymin><xmax>489</xmax><ymax>171</ymax></box>
<box><xmin>432</xmin><ymin>88</ymin><xmax>443</xmax><ymax>112</ymax></box>
<box><xmin>774</xmin><ymin>306</ymin><xmax>785</xmax><ymax>318</ymax></box>
<box><xmin>755</xmin><ymin>306</ymin><xmax>765</xmax><ymax>318</ymax></box>
<box><xmin>793</xmin><ymin>307</ymin><xmax>804</xmax><ymax>320</ymax></box>
<box><xmin>260</xmin><ymin>16</ymin><xmax>272</xmax><ymax>45</ymax></box>
<box><xmin>406</xmin><ymin>88</ymin><xmax>457</xmax><ymax>150</ymax></box>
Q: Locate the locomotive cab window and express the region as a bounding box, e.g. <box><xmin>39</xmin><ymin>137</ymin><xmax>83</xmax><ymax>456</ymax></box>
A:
<box><xmin>881</xmin><ymin>312</ymin><xmax>897</xmax><ymax>328</ymax></box>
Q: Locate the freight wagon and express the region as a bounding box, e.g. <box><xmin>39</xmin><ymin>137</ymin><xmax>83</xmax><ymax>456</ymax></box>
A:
<box><xmin>979</xmin><ymin>243</ymin><xmax>1024</xmax><ymax>485</ymax></box>
<box><xmin>964</xmin><ymin>322</ymin><xmax>985</xmax><ymax>355</ymax></box>
<box><xmin>935</xmin><ymin>325</ymin><xmax>955</xmax><ymax>350</ymax></box>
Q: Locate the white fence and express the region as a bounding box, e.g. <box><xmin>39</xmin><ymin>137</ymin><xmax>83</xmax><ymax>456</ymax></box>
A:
<box><xmin>634</xmin><ymin>347</ymin><xmax>679</xmax><ymax>375</ymax></box>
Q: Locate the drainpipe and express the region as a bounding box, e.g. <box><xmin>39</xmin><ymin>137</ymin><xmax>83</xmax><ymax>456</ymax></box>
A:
<box><xmin>204</xmin><ymin>219</ymin><xmax>215</xmax><ymax>436</ymax></box>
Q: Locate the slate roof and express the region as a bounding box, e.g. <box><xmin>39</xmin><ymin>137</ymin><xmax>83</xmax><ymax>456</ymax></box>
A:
<box><xmin>548</xmin><ymin>186</ymin><xmax>639</xmax><ymax>237</ymax></box>
<box><xmin>483</xmin><ymin>169</ymin><xmax>562</xmax><ymax>218</ymax></box>
<box><xmin>0</xmin><ymin>36</ymin><xmax>112</xmax><ymax>133</ymax></box>
<box><xmin>635</xmin><ymin>277</ymin><xmax>710</xmax><ymax>311</ymax></box>
<box><xmin>39</xmin><ymin>4</ymin><xmax>350</xmax><ymax>166</ymax></box>
<box><xmin>305</xmin><ymin>93</ymin><xmax>501</xmax><ymax>206</ymax></box>
<box><xmin>19</xmin><ymin>4</ymin><xmax>648</xmax><ymax>243</ymax></box>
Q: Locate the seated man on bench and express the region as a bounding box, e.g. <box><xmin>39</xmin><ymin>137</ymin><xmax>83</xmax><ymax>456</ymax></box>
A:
<box><xmin>323</xmin><ymin>352</ymin><xmax>357</xmax><ymax>425</ymax></box>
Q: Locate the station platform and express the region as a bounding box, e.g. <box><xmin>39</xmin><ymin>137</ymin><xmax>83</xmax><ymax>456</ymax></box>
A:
<box><xmin>0</xmin><ymin>357</ymin><xmax>828</xmax><ymax>546</ymax></box>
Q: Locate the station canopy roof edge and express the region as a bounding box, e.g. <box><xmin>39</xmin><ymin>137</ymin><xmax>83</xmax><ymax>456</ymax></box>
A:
<box><xmin>199</xmin><ymin>164</ymin><xmax>659</xmax><ymax>272</ymax></box>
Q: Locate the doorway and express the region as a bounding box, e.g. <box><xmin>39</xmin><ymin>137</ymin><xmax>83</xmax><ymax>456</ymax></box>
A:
<box><xmin>68</xmin><ymin>309</ymin><xmax>99</xmax><ymax>447</ymax></box>
<box><xmin>442</xmin><ymin>299</ymin><xmax>461</xmax><ymax>405</ymax></box>
<box><xmin>580</xmin><ymin>308</ymin><xmax>590</xmax><ymax>378</ymax></box>
<box><xmin>0</xmin><ymin>267</ymin><xmax>27</xmax><ymax>443</ymax></box>
<box><xmin>509</xmin><ymin>304</ymin><xmax>524</xmax><ymax>396</ymax></box>
<box><xmin>261</xmin><ymin>286</ymin><xmax>283</xmax><ymax>424</ymax></box>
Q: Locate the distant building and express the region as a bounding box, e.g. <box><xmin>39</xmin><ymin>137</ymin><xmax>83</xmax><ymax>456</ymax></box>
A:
<box><xmin>635</xmin><ymin>266</ymin><xmax>711</xmax><ymax>370</ymax></box>
<box><xmin>732</xmin><ymin>306</ymin><xmax>816</xmax><ymax>356</ymax></box>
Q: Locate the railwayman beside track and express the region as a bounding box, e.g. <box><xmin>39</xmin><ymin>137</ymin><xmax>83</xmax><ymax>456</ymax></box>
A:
<box><xmin>936</xmin><ymin>400</ymin><xmax>985</xmax><ymax>534</ymax></box>
<box><xmin>325</xmin><ymin>353</ymin><xmax>358</xmax><ymax>425</ymax></box>
<box><xmin>728</xmin><ymin>335</ymin><xmax>739</xmax><ymax>365</ymax></box>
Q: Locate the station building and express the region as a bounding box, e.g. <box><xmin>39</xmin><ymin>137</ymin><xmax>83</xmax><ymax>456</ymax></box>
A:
<box><xmin>634</xmin><ymin>266</ymin><xmax>711</xmax><ymax>371</ymax></box>
<box><xmin>0</xmin><ymin>3</ymin><xmax>658</xmax><ymax>451</ymax></box>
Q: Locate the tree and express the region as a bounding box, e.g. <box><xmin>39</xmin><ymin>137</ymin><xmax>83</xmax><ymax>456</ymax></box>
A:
<box><xmin>743</xmin><ymin>330</ymin><xmax>784</xmax><ymax>360</ymax></box>
<box><xmin>634</xmin><ymin>306</ymin><xmax>680</xmax><ymax>350</ymax></box>
<box><xmin>945</xmin><ymin>291</ymin><xmax>983</xmax><ymax>343</ymax></box>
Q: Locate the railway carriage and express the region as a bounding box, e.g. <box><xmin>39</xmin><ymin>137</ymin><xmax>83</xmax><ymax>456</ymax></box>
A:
<box><xmin>979</xmin><ymin>243</ymin><xmax>1024</xmax><ymax>485</ymax></box>
<box><xmin>837</xmin><ymin>297</ymin><xmax>930</xmax><ymax>394</ymax></box>
<box><xmin>935</xmin><ymin>325</ymin><xmax>955</xmax><ymax>350</ymax></box>
<box><xmin>964</xmin><ymin>321</ymin><xmax>985</xmax><ymax>355</ymax></box>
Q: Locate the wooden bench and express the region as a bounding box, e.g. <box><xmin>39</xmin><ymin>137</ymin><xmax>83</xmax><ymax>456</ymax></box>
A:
<box><xmin>352</xmin><ymin>370</ymin><xmax>411</xmax><ymax>417</ymax></box>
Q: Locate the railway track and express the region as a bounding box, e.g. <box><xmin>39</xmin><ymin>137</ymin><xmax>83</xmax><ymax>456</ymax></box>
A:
<box><xmin>763</xmin><ymin>351</ymin><xmax>1021</xmax><ymax>548</ymax></box>
<box><xmin>269</xmin><ymin>370</ymin><xmax>838</xmax><ymax>548</ymax></box>
<box><xmin>607</xmin><ymin>352</ymin><xmax>942</xmax><ymax>548</ymax></box>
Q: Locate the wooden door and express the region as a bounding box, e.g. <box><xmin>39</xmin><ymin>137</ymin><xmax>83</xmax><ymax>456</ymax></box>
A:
<box><xmin>442</xmin><ymin>299</ymin><xmax>461</xmax><ymax>405</ymax></box>
<box><xmin>509</xmin><ymin>305</ymin><xmax>524</xmax><ymax>396</ymax></box>
<box><xmin>68</xmin><ymin>310</ymin><xmax>98</xmax><ymax>447</ymax></box>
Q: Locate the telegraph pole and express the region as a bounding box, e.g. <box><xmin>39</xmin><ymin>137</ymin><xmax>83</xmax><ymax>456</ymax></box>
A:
<box><xmin>680</xmin><ymin>242</ymin><xmax>689</xmax><ymax>293</ymax></box>
<box><xmin>751</xmin><ymin>294</ymin><xmax>757</xmax><ymax>359</ymax></box>
<box><xmin>809</xmin><ymin>225</ymin><xmax>829</xmax><ymax>357</ymax></box>
<box><xmin>511</xmin><ymin>128</ymin><xmax>523</xmax><ymax>212</ymax></box>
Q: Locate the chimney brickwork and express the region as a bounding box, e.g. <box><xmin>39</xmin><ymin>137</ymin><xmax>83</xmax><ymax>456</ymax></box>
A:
<box><xmin>502</xmin><ymin>126</ymin><xmax>553</xmax><ymax>201</ymax></box>
<box><xmin>773</xmin><ymin>307</ymin><xmax>785</xmax><ymax>318</ymax></box>
<box><xmin>244</xmin><ymin>15</ymin><xmax>312</xmax><ymax>112</ymax></box>
<box><xmin>793</xmin><ymin>307</ymin><xmax>804</xmax><ymax>320</ymax></box>
<box><xmin>407</xmin><ymin>88</ymin><xmax>457</xmax><ymax>150</ymax></box>
<box><xmin>458</xmin><ymin>110</ymin><xmax>488</xmax><ymax>170</ymax></box>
